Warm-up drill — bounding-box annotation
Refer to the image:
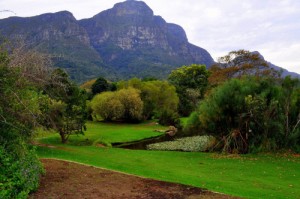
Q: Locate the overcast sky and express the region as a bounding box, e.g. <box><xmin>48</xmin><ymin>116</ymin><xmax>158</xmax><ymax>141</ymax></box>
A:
<box><xmin>1</xmin><ymin>0</ymin><xmax>299</xmax><ymax>73</ymax></box>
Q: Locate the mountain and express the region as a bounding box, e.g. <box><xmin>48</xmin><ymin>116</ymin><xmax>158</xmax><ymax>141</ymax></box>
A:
<box><xmin>0</xmin><ymin>11</ymin><xmax>113</xmax><ymax>82</ymax></box>
<box><xmin>79</xmin><ymin>1</ymin><xmax>214</xmax><ymax>80</ymax></box>
<box><xmin>268</xmin><ymin>62</ymin><xmax>300</xmax><ymax>79</ymax></box>
<box><xmin>0</xmin><ymin>1</ymin><xmax>214</xmax><ymax>83</ymax></box>
<box><xmin>0</xmin><ymin>1</ymin><xmax>298</xmax><ymax>82</ymax></box>
<box><xmin>252</xmin><ymin>51</ymin><xmax>300</xmax><ymax>78</ymax></box>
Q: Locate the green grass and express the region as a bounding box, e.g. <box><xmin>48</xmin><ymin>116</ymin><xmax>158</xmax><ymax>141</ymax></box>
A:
<box><xmin>180</xmin><ymin>117</ymin><xmax>189</xmax><ymax>127</ymax></box>
<box><xmin>35</xmin><ymin>122</ymin><xmax>300</xmax><ymax>199</ymax></box>
<box><xmin>37</xmin><ymin>121</ymin><xmax>164</xmax><ymax>146</ymax></box>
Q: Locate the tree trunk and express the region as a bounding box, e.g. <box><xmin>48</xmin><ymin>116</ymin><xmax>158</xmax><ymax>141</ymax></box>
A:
<box><xmin>59</xmin><ymin>131</ymin><xmax>67</xmax><ymax>144</ymax></box>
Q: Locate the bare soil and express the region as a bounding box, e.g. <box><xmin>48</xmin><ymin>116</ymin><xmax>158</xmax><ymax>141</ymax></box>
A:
<box><xmin>29</xmin><ymin>159</ymin><xmax>240</xmax><ymax>199</ymax></box>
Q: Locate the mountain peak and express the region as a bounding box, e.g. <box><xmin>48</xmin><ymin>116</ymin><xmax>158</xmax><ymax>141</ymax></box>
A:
<box><xmin>112</xmin><ymin>0</ymin><xmax>153</xmax><ymax>17</ymax></box>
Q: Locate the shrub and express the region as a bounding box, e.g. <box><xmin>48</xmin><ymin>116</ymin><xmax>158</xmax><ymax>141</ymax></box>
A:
<box><xmin>0</xmin><ymin>145</ymin><xmax>44</xmax><ymax>199</ymax></box>
<box><xmin>158</xmin><ymin>109</ymin><xmax>181</xmax><ymax>127</ymax></box>
<box><xmin>91</xmin><ymin>92</ymin><xmax>124</xmax><ymax>121</ymax></box>
<box><xmin>147</xmin><ymin>136</ymin><xmax>215</xmax><ymax>152</ymax></box>
<box><xmin>185</xmin><ymin>77</ymin><xmax>300</xmax><ymax>153</ymax></box>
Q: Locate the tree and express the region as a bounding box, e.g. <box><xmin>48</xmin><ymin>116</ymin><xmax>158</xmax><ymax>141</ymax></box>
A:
<box><xmin>91</xmin><ymin>92</ymin><xmax>124</xmax><ymax>121</ymax></box>
<box><xmin>91</xmin><ymin>77</ymin><xmax>109</xmax><ymax>95</ymax></box>
<box><xmin>91</xmin><ymin>88</ymin><xmax>143</xmax><ymax>122</ymax></box>
<box><xmin>116</xmin><ymin>88</ymin><xmax>144</xmax><ymax>122</ymax></box>
<box><xmin>117</xmin><ymin>78</ymin><xmax>179</xmax><ymax>121</ymax></box>
<box><xmin>0</xmin><ymin>43</ymin><xmax>44</xmax><ymax>198</ymax></box>
<box><xmin>185</xmin><ymin>77</ymin><xmax>300</xmax><ymax>153</ymax></box>
<box><xmin>169</xmin><ymin>64</ymin><xmax>209</xmax><ymax>116</ymax></box>
<box><xmin>280</xmin><ymin>76</ymin><xmax>300</xmax><ymax>148</ymax></box>
<box><xmin>208</xmin><ymin>50</ymin><xmax>279</xmax><ymax>86</ymax></box>
<box><xmin>44</xmin><ymin>69</ymin><xmax>87</xmax><ymax>143</ymax></box>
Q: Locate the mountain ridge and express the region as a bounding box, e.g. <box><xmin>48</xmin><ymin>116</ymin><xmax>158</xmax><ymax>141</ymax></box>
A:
<box><xmin>0</xmin><ymin>0</ymin><xmax>215</xmax><ymax>82</ymax></box>
<box><xmin>0</xmin><ymin>0</ymin><xmax>298</xmax><ymax>82</ymax></box>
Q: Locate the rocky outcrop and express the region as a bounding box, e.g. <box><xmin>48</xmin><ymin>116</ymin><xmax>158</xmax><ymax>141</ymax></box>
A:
<box><xmin>78</xmin><ymin>0</ymin><xmax>214</xmax><ymax>79</ymax></box>
<box><xmin>0</xmin><ymin>1</ymin><xmax>214</xmax><ymax>82</ymax></box>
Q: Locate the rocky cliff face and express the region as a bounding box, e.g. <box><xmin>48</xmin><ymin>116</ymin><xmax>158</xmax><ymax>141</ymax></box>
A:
<box><xmin>0</xmin><ymin>11</ymin><xmax>109</xmax><ymax>82</ymax></box>
<box><xmin>7</xmin><ymin>1</ymin><xmax>299</xmax><ymax>82</ymax></box>
<box><xmin>0</xmin><ymin>1</ymin><xmax>214</xmax><ymax>82</ymax></box>
<box><xmin>79</xmin><ymin>0</ymin><xmax>214</xmax><ymax>79</ymax></box>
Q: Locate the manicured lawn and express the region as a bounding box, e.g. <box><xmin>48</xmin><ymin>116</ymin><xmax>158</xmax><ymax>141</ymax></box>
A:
<box><xmin>37</xmin><ymin>121</ymin><xmax>165</xmax><ymax>146</ymax></box>
<box><xmin>35</xmin><ymin>122</ymin><xmax>300</xmax><ymax>199</ymax></box>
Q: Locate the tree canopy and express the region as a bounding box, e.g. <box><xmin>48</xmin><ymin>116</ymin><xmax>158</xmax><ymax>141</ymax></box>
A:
<box><xmin>185</xmin><ymin>77</ymin><xmax>300</xmax><ymax>153</ymax></box>
<box><xmin>91</xmin><ymin>88</ymin><xmax>143</xmax><ymax>122</ymax></box>
<box><xmin>208</xmin><ymin>50</ymin><xmax>279</xmax><ymax>86</ymax></box>
<box><xmin>168</xmin><ymin>64</ymin><xmax>209</xmax><ymax>116</ymax></box>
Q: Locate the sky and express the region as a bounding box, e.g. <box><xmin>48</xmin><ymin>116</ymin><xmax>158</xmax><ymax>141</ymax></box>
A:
<box><xmin>0</xmin><ymin>0</ymin><xmax>299</xmax><ymax>74</ymax></box>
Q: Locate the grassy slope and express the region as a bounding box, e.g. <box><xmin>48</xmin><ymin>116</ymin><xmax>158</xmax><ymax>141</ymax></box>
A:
<box><xmin>35</xmin><ymin>122</ymin><xmax>300</xmax><ymax>199</ymax></box>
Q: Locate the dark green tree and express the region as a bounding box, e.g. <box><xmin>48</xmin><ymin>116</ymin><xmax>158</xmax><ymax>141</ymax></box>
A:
<box><xmin>44</xmin><ymin>69</ymin><xmax>87</xmax><ymax>143</ymax></box>
<box><xmin>185</xmin><ymin>77</ymin><xmax>300</xmax><ymax>153</ymax></box>
<box><xmin>0</xmin><ymin>45</ymin><xmax>44</xmax><ymax>198</ymax></box>
<box><xmin>91</xmin><ymin>77</ymin><xmax>109</xmax><ymax>95</ymax></box>
<box><xmin>169</xmin><ymin>64</ymin><xmax>210</xmax><ymax>116</ymax></box>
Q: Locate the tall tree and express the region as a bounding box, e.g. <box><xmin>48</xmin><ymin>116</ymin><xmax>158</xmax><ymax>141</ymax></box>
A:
<box><xmin>117</xmin><ymin>78</ymin><xmax>179</xmax><ymax>120</ymax></box>
<box><xmin>209</xmin><ymin>50</ymin><xmax>279</xmax><ymax>86</ymax></box>
<box><xmin>91</xmin><ymin>77</ymin><xmax>109</xmax><ymax>95</ymax></box>
<box><xmin>44</xmin><ymin>69</ymin><xmax>87</xmax><ymax>143</ymax></box>
<box><xmin>168</xmin><ymin>64</ymin><xmax>209</xmax><ymax>116</ymax></box>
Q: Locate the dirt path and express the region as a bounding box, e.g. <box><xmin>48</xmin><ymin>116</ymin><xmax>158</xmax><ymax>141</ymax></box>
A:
<box><xmin>30</xmin><ymin>159</ymin><xmax>240</xmax><ymax>199</ymax></box>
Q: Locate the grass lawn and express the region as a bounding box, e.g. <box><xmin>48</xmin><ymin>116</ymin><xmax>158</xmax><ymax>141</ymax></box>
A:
<box><xmin>37</xmin><ymin>121</ymin><xmax>165</xmax><ymax>146</ymax></box>
<box><xmin>35</xmin><ymin>122</ymin><xmax>300</xmax><ymax>199</ymax></box>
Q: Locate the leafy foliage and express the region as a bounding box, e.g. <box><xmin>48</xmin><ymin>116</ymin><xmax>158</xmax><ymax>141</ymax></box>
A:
<box><xmin>43</xmin><ymin>69</ymin><xmax>87</xmax><ymax>143</ymax></box>
<box><xmin>158</xmin><ymin>109</ymin><xmax>180</xmax><ymax>127</ymax></box>
<box><xmin>91</xmin><ymin>77</ymin><xmax>110</xmax><ymax>95</ymax></box>
<box><xmin>91</xmin><ymin>92</ymin><xmax>124</xmax><ymax>121</ymax></box>
<box><xmin>185</xmin><ymin>77</ymin><xmax>300</xmax><ymax>153</ymax></box>
<box><xmin>117</xmin><ymin>78</ymin><xmax>179</xmax><ymax>121</ymax></box>
<box><xmin>0</xmin><ymin>45</ymin><xmax>44</xmax><ymax>198</ymax></box>
<box><xmin>0</xmin><ymin>145</ymin><xmax>44</xmax><ymax>199</ymax></box>
<box><xmin>169</xmin><ymin>64</ymin><xmax>209</xmax><ymax>116</ymax></box>
<box><xmin>208</xmin><ymin>50</ymin><xmax>280</xmax><ymax>86</ymax></box>
<box><xmin>91</xmin><ymin>88</ymin><xmax>143</xmax><ymax>122</ymax></box>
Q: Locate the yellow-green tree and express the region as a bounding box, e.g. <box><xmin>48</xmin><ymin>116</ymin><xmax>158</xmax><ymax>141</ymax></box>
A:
<box><xmin>91</xmin><ymin>88</ymin><xmax>143</xmax><ymax>122</ymax></box>
<box><xmin>91</xmin><ymin>92</ymin><xmax>124</xmax><ymax>121</ymax></box>
<box><xmin>117</xmin><ymin>78</ymin><xmax>179</xmax><ymax>120</ymax></box>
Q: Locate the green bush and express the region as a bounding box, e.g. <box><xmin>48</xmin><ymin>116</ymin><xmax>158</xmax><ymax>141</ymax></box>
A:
<box><xmin>147</xmin><ymin>136</ymin><xmax>215</xmax><ymax>152</ymax></box>
<box><xmin>185</xmin><ymin>77</ymin><xmax>300</xmax><ymax>153</ymax></box>
<box><xmin>91</xmin><ymin>88</ymin><xmax>143</xmax><ymax>122</ymax></box>
<box><xmin>158</xmin><ymin>109</ymin><xmax>181</xmax><ymax>127</ymax></box>
<box><xmin>0</xmin><ymin>146</ymin><xmax>44</xmax><ymax>199</ymax></box>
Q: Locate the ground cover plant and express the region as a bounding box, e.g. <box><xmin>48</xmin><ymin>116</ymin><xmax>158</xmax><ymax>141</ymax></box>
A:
<box><xmin>147</xmin><ymin>135</ymin><xmax>215</xmax><ymax>152</ymax></box>
<box><xmin>34</xmin><ymin>122</ymin><xmax>300</xmax><ymax>199</ymax></box>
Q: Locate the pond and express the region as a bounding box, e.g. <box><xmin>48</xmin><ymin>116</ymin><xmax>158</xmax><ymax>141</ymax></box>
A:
<box><xmin>112</xmin><ymin>134</ymin><xmax>175</xmax><ymax>150</ymax></box>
